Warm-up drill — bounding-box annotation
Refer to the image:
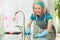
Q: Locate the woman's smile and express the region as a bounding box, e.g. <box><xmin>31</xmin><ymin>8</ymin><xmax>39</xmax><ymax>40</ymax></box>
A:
<box><xmin>33</xmin><ymin>4</ymin><xmax>43</xmax><ymax>16</ymax></box>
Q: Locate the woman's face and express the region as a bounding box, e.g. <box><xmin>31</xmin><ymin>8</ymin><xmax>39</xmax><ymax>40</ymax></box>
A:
<box><xmin>33</xmin><ymin>4</ymin><xmax>44</xmax><ymax>16</ymax></box>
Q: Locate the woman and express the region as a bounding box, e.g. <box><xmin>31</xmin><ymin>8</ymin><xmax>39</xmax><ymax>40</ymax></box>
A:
<box><xmin>25</xmin><ymin>1</ymin><xmax>56</xmax><ymax>38</ymax></box>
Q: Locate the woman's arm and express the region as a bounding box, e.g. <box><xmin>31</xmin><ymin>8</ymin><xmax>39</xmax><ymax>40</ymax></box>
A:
<box><xmin>25</xmin><ymin>19</ymin><xmax>33</xmax><ymax>34</ymax></box>
<box><xmin>26</xmin><ymin>19</ymin><xmax>33</xmax><ymax>28</ymax></box>
<box><xmin>47</xmin><ymin>19</ymin><xmax>52</xmax><ymax>32</ymax></box>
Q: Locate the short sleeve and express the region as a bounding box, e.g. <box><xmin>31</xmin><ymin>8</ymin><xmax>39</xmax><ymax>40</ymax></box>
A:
<box><xmin>30</xmin><ymin>14</ymin><xmax>36</xmax><ymax>20</ymax></box>
<box><xmin>46</xmin><ymin>13</ymin><xmax>52</xmax><ymax>21</ymax></box>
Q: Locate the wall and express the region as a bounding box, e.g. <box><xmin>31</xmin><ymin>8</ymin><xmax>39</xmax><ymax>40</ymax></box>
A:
<box><xmin>3</xmin><ymin>0</ymin><xmax>34</xmax><ymax>32</ymax></box>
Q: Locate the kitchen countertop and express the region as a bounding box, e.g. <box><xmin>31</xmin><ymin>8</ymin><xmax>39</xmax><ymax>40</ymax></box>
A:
<box><xmin>1</xmin><ymin>32</ymin><xmax>56</xmax><ymax>40</ymax></box>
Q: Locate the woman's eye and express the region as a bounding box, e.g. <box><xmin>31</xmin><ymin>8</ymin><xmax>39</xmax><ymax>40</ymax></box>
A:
<box><xmin>34</xmin><ymin>7</ymin><xmax>41</xmax><ymax>9</ymax></box>
<box><xmin>38</xmin><ymin>8</ymin><xmax>41</xmax><ymax>9</ymax></box>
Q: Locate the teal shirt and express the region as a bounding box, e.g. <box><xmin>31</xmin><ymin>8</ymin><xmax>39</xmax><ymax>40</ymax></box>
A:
<box><xmin>30</xmin><ymin>12</ymin><xmax>52</xmax><ymax>22</ymax></box>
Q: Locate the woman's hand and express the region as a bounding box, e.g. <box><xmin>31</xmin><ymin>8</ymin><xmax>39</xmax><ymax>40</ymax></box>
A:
<box><xmin>34</xmin><ymin>30</ymin><xmax>48</xmax><ymax>38</ymax></box>
<box><xmin>25</xmin><ymin>28</ymin><xmax>31</xmax><ymax>35</ymax></box>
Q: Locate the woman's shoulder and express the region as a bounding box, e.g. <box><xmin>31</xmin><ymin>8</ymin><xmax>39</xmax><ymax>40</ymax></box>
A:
<box><xmin>46</xmin><ymin>12</ymin><xmax>52</xmax><ymax>17</ymax></box>
<box><xmin>45</xmin><ymin>12</ymin><xmax>52</xmax><ymax>21</ymax></box>
<box><xmin>30</xmin><ymin>13</ymin><xmax>36</xmax><ymax>20</ymax></box>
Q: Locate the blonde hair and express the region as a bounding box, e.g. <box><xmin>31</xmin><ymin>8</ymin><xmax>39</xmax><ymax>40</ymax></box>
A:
<box><xmin>43</xmin><ymin>6</ymin><xmax>48</xmax><ymax>14</ymax></box>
